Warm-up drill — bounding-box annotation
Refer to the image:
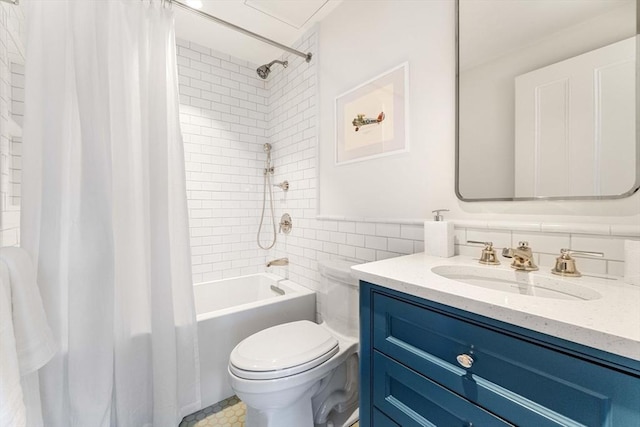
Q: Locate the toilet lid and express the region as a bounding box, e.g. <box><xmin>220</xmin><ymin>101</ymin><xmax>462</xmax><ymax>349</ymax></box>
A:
<box><xmin>229</xmin><ymin>320</ymin><xmax>339</xmax><ymax>380</ymax></box>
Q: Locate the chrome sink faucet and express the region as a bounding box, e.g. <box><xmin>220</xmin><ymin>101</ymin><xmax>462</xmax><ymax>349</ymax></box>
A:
<box><xmin>266</xmin><ymin>257</ymin><xmax>289</xmax><ymax>267</ymax></box>
<box><xmin>502</xmin><ymin>241</ymin><xmax>538</xmax><ymax>271</ymax></box>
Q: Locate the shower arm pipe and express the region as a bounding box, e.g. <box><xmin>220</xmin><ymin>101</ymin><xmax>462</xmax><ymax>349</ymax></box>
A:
<box><xmin>170</xmin><ymin>0</ymin><xmax>312</xmax><ymax>63</ymax></box>
<box><xmin>0</xmin><ymin>0</ymin><xmax>19</xmax><ymax>5</ymax></box>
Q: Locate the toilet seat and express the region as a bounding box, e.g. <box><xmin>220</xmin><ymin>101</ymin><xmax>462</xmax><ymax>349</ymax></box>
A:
<box><xmin>229</xmin><ymin>320</ymin><xmax>339</xmax><ymax>380</ymax></box>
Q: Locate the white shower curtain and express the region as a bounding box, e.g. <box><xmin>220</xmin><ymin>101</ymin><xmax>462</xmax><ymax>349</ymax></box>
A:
<box><xmin>21</xmin><ymin>1</ymin><xmax>201</xmax><ymax>426</ymax></box>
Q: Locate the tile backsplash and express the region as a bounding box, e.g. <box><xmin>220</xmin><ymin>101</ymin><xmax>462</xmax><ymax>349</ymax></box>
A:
<box><xmin>454</xmin><ymin>220</ymin><xmax>639</xmax><ymax>278</ymax></box>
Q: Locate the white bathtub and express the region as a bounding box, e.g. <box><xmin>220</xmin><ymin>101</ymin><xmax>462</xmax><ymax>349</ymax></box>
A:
<box><xmin>194</xmin><ymin>273</ymin><xmax>316</xmax><ymax>409</ymax></box>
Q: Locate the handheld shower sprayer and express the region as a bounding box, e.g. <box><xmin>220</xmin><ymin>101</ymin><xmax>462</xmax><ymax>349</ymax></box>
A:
<box><xmin>256</xmin><ymin>59</ymin><xmax>288</xmax><ymax>79</ymax></box>
<box><xmin>257</xmin><ymin>143</ymin><xmax>276</xmax><ymax>249</ymax></box>
<box><xmin>263</xmin><ymin>143</ymin><xmax>273</xmax><ymax>175</ymax></box>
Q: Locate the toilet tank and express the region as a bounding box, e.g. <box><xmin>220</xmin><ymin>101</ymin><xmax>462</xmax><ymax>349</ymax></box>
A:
<box><xmin>318</xmin><ymin>259</ymin><xmax>360</xmax><ymax>339</ymax></box>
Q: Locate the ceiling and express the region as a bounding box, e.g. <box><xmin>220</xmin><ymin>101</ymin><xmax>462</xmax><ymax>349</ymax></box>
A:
<box><xmin>173</xmin><ymin>0</ymin><xmax>342</xmax><ymax>66</ymax></box>
<box><xmin>459</xmin><ymin>0</ymin><xmax>635</xmax><ymax>70</ymax></box>
<box><xmin>173</xmin><ymin>0</ymin><xmax>635</xmax><ymax>71</ymax></box>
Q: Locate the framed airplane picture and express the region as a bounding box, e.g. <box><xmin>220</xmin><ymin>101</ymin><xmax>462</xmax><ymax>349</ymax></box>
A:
<box><xmin>335</xmin><ymin>62</ymin><xmax>409</xmax><ymax>165</ymax></box>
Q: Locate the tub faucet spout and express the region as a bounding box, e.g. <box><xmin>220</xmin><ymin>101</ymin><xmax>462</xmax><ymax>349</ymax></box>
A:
<box><xmin>267</xmin><ymin>257</ymin><xmax>289</xmax><ymax>267</ymax></box>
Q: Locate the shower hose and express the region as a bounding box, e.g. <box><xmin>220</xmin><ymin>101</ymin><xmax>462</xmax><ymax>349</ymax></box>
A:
<box><xmin>257</xmin><ymin>145</ymin><xmax>277</xmax><ymax>250</ymax></box>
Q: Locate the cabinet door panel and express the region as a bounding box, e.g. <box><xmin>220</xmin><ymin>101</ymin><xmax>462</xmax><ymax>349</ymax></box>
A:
<box><xmin>372</xmin><ymin>408</ymin><xmax>401</xmax><ymax>427</ymax></box>
<box><xmin>373</xmin><ymin>351</ymin><xmax>513</xmax><ymax>427</ymax></box>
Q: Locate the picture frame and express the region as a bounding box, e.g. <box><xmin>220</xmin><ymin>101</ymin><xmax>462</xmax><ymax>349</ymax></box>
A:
<box><xmin>335</xmin><ymin>62</ymin><xmax>409</xmax><ymax>165</ymax></box>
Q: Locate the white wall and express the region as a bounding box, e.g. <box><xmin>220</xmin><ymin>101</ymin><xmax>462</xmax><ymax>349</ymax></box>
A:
<box><xmin>312</xmin><ymin>0</ymin><xmax>638</xmax><ymax>280</ymax></box>
<box><xmin>318</xmin><ymin>0</ymin><xmax>453</xmax><ymax>220</ymax></box>
<box><xmin>316</xmin><ymin>0</ymin><xmax>639</xmax><ymax>226</ymax></box>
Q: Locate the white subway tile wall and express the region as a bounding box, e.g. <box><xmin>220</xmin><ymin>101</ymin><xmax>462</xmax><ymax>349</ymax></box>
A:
<box><xmin>9</xmin><ymin>62</ymin><xmax>22</xmax><ymax>206</ymax></box>
<box><xmin>177</xmin><ymin>38</ymin><xmax>270</xmax><ymax>283</ymax></box>
<box><xmin>0</xmin><ymin>3</ymin><xmax>24</xmax><ymax>247</ymax></box>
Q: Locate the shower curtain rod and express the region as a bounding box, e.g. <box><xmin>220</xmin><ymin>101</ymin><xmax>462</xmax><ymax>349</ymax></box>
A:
<box><xmin>171</xmin><ymin>0</ymin><xmax>312</xmax><ymax>63</ymax></box>
<box><xmin>0</xmin><ymin>0</ymin><xmax>311</xmax><ymax>62</ymax></box>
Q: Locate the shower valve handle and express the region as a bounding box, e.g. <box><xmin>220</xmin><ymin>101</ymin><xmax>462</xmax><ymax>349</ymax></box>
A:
<box><xmin>274</xmin><ymin>180</ymin><xmax>289</xmax><ymax>191</ymax></box>
<box><xmin>279</xmin><ymin>213</ymin><xmax>292</xmax><ymax>234</ymax></box>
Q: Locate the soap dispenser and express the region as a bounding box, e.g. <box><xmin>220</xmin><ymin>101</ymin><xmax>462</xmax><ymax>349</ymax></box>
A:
<box><xmin>424</xmin><ymin>209</ymin><xmax>454</xmax><ymax>258</ymax></box>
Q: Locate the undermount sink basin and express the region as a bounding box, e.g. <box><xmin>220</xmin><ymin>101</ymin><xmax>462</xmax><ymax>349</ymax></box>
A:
<box><xmin>431</xmin><ymin>265</ymin><xmax>601</xmax><ymax>301</ymax></box>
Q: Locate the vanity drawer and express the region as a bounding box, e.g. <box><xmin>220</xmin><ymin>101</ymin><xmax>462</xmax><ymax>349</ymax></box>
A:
<box><xmin>372</xmin><ymin>407</ymin><xmax>400</xmax><ymax>427</ymax></box>
<box><xmin>373</xmin><ymin>350</ymin><xmax>512</xmax><ymax>427</ymax></box>
<box><xmin>372</xmin><ymin>290</ymin><xmax>640</xmax><ymax>427</ymax></box>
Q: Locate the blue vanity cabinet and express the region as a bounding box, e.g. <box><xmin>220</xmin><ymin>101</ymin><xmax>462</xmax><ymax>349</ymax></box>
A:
<box><xmin>359</xmin><ymin>281</ymin><xmax>640</xmax><ymax>427</ymax></box>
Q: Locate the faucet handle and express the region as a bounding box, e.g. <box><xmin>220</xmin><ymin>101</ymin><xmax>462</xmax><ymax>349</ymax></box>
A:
<box><xmin>467</xmin><ymin>241</ymin><xmax>500</xmax><ymax>265</ymax></box>
<box><xmin>559</xmin><ymin>249</ymin><xmax>604</xmax><ymax>258</ymax></box>
<box><xmin>279</xmin><ymin>213</ymin><xmax>292</xmax><ymax>234</ymax></box>
<box><xmin>467</xmin><ymin>240</ymin><xmax>494</xmax><ymax>249</ymax></box>
<box><xmin>551</xmin><ymin>249</ymin><xmax>604</xmax><ymax>277</ymax></box>
<box><xmin>518</xmin><ymin>241</ymin><xmax>530</xmax><ymax>249</ymax></box>
<box><xmin>273</xmin><ymin>180</ymin><xmax>289</xmax><ymax>191</ymax></box>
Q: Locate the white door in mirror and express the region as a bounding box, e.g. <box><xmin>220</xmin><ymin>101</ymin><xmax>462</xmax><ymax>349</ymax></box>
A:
<box><xmin>515</xmin><ymin>37</ymin><xmax>635</xmax><ymax>197</ymax></box>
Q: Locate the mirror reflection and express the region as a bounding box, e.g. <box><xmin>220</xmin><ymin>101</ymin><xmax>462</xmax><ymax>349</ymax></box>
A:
<box><xmin>457</xmin><ymin>0</ymin><xmax>638</xmax><ymax>201</ymax></box>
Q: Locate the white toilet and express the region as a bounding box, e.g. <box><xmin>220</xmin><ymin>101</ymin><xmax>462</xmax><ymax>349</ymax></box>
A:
<box><xmin>228</xmin><ymin>259</ymin><xmax>360</xmax><ymax>427</ymax></box>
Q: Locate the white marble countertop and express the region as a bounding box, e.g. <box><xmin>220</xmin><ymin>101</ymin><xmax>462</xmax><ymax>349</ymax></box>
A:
<box><xmin>351</xmin><ymin>253</ymin><xmax>640</xmax><ymax>361</ymax></box>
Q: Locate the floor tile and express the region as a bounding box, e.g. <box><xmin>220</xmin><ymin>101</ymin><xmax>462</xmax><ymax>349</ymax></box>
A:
<box><xmin>179</xmin><ymin>396</ymin><xmax>359</xmax><ymax>427</ymax></box>
<box><xmin>179</xmin><ymin>396</ymin><xmax>245</xmax><ymax>427</ymax></box>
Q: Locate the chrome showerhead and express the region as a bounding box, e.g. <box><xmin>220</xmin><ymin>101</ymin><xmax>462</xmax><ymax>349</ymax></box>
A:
<box><xmin>257</xmin><ymin>64</ymin><xmax>270</xmax><ymax>79</ymax></box>
<box><xmin>256</xmin><ymin>59</ymin><xmax>288</xmax><ymax>79</ymax></box>
<box><xmin>263</xmin><ymin>143</ymin><xmax>272</xmax><ymax>152</ymax></box>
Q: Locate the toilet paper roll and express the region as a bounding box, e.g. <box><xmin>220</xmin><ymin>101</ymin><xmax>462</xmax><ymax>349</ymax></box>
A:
<box><xmin>623</xmin><ymin>240</ymin><xmax>640</xmax><ymax>286</ymax></box>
